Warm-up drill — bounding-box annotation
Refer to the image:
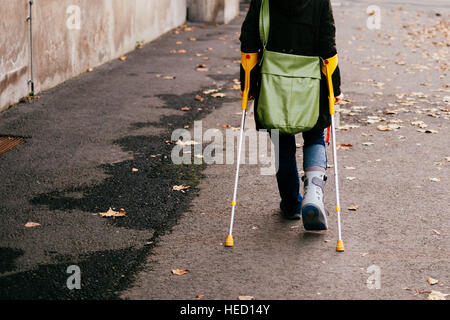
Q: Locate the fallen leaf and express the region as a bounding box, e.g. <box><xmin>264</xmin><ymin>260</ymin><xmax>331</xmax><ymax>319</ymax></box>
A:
<box><xmin>337</xmin><ymin>144</ymin><xmax>353</xmax><ymax>150</ymax></box>
<box><xmin>432</xmin><ymin>229</ymin><xmax>441</xmax><ymax>235</ymax></box>
<box><xmin>119</xmin><ymin>56</ymin><xmax>127</xmax><ymax>61</ymax></box>
<box><xmin>238</xmin><ymin>296</ymin><xmax>254</xmax><ymax>300</ymax></box>
<box><xmin>360</xmin><ymin>252</ymin><xmax>369</xmax><ymax>257</ymax></box>
<box><xmin>131</xmin><ymin>168</ymin><xmax>139</xmax><ymax>172</ymax></box>
<box><xmin>427</xmin><ymin>290</ymin><xmax>448</xmax><ymax>300</ymax></box>
<box><xmin>172</xmin><ymin>185</ymin><xmax>191</xmax><ymax>191</ymax></box>
<box><xmin>211</xmin><ymin>93</ymin><xmax>226</xmax><ymax>98</ymax></box>
<box><xmin>203</xmin><ymin>89</ymin><xmax>219</xmax><ymax>95</ymax></box>
<box><xmin>87</xmin><ymin>67</ymin><xmax>94</xmax><ymax>72</ymax></box>
<box><xmin>195</xmin><ymin>95</ymin><xmax>204</xmax><ymax>102</ymax></box>
<box><xmin>429</xmin><ymin>177</ymin><xmax>441</xmax><ymax>182</ymax></box>
<box><xmin>196</xmin><ymin>294</ymin><xmax>204</xmax><ymax>299</ymax></box>
<box><xmin>427</xmin><ymin>277</ymin><xmax>439</xmax><ymax>285</ymax></box>
<box><xmin>411</xmin><ymin>120</ymin><xmax>428</xmax><ymax>128</ymax></box>
<box><xmin>164</xmin><ymin>76</ymin><xmax>176</xmax><ymax>80</ymax></box>
<box><xmin>171</xmin><ymin>269</ymin><xmax>190</xmax><ymax>276</ymax></box>
<box><xmin>348</xmin><ymin>205</ymin><xmax>359</xmax><ymax>211</ymax></box>
<box><xmin>99</xmin><ymin>208</ymin><xmax>126</xmax><ymax>217</ymax></box>
<box><xmin>181</xmin><ymin>106</ymin><xmax>191</xmax><ymax>111</ymax></box>
<box><xmin>346</xmin><ymin>177</ymin><xmax>356</xmax><ymax>181</ymax></box>
<box><xmin>175</xmin><ymin>140</ymin><xmax>199</xmax><ymax>146</ymax></box>
<box><xmin>377</xmin><ymin>123</ymin><xmax>402</xmax><ymax>131</ymax></box>
<box><xmin>25</xmin><ymin>222</ymin><xmax>40</xmax><ymax>228</ymax></box>
<box><xmin>417</xmin><ymin>129</ymin><xmax>438</xmax><ymax>134</ymax></box>
<box><xmin>377</xmin><ymin>125</ymin><xmax>392</xmax><ymax>131</ymax></box>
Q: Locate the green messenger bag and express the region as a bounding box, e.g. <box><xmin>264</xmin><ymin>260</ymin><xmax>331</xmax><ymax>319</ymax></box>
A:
<box><xmin>257</xmin><ymin>0</ymin><xmax>322</xmax><ymax>135</ymax></box>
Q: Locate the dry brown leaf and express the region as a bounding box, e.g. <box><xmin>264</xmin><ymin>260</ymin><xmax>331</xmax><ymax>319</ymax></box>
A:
<box><xmin>25</xmin><ymin>222</ymin><xmax>40</xmax><ymax>228</ymax></box>
<box><xmin>238</xmin><ymin>296</ymin><xmax>254</xmax><ymax>300</ymax></box>
<box><xmin>348</xmin><ymin>205</ymin><xmax>359</xmax><ymax>211</ymax></box>
<box><xmin>181</xmin><ymin>106</ymin><xmax>191</xmax><ymax>111</ymax></box>
<box><xmin>211</xmin><ymin>93</ymin><xmax>226</xmax><ymax>98</ymax></box>
<box><xmin>427</xmin><ymin>290</ymin><xmax>448</xmax><ymax>300</ymax></box>
<box><xmin>171</xmin><ymin>269</ymin><xmax>190</xmax><ymax>276</ymax></box>
<box><xmin>196</xmin><ymin>294</ymin><xmax>205</xmax><ymax>299</ymax></box>
<box><xmin>377</xmin><ymin>125</ymin><xmax>392</xmax><ymax>131</ymax></box>
<box><xmin>195</xmin><ymin>95</ymin><xmax>204</xmax><ymax>102</ymax></box>
<box><xmin>427</xmin><ymin>277</ymin><xmax>439</xmax><ymax>285</ymax></box>
<box><xmin>164</xmin><ymin>76</ymin><xmax>176</xmax><ymax>80</ymax></box>
<box><xmin>203</xmin><ymin>89</ymin><xmax>219</xmax><ymax>95</ymax></box>
<box><xmin>337</xmin><ymin>144</ymin><xmax>353</xmax><ymax>150</ymax></box>
<box><xmin>99</xmin><ymin>208</ymin><xmax>126</xmax><ymax>217</ymax></box>
<box><xmin>119</xmin><ymin>56</ymin><xmax>127</xmax><ymax>61</ymax></box>
<box><xmin>172</xmin><ymin>185</ymin><xmax>191</xmax><ymax>191</ymax></box>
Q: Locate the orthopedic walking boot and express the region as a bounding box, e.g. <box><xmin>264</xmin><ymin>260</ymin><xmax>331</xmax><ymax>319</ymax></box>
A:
<box><xmin>301</xmin><ymin>169</ymin><xmax>328</xmax><ymax>231</ymax></box>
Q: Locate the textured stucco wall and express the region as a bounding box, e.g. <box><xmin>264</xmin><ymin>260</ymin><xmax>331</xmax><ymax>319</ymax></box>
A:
<box><xmin>0</xmin><ymin>0</ymin><xmax>187</xmax><ymax>112</ymax></box>
<box><xmin>0</xmin><ymin>0</ymin><xmax>30</xmax><ymax>112</ymax></box>
<box><xmin>187</xmin><ymin>0</ymin><xmax>239</xmax><ymax>24</ymax></box>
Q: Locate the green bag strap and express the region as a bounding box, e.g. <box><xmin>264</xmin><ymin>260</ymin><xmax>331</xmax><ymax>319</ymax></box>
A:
<box><xmin>259</xmin><ymin>0</ymin><xmax>270</xmax><ymax>50</ymax></box>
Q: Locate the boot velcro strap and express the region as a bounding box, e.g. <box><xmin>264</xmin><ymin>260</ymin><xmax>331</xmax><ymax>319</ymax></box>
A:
<box><xmin>311</xmin><ymin>177</ymin><xmax>326</xmax><ymax>191</ymax></box>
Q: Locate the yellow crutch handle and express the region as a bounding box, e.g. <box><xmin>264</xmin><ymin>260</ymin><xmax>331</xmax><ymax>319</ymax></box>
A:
<box><xmin>321</xmin><ymin>55</ymin><xmax>339</xmax><ymax>115</ymax></box>
<box><xmin>241</xmin><ymin>52</ymin><xmax>259</xmax><ymax>110</ymax></box>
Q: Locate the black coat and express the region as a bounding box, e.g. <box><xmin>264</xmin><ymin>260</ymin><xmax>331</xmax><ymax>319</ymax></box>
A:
<box><xmin>240</xmin><ymin>0</ymin><xmax>341</xmax><ymax>130</ymax></box>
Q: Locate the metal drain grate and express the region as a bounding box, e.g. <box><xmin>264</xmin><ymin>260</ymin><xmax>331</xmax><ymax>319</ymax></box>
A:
<box><xmin>0</xmin><ymin>136</ymin><xmax>26</xmax><ymax>155</ymax></box>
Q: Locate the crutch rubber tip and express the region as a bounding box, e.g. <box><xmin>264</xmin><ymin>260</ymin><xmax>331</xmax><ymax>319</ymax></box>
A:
<box><xmin>336</xmin><ymin>240</ymin><xmax>345</xmax><ymax>252</ymax></box>
<box><xmin>225</xmin><ymin>235</ymin><xmax>234</xmax><ymax>247</ymax></box>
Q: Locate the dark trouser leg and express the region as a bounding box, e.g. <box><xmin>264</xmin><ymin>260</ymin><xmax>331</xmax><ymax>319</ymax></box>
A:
<box><xmin>272</xmin><ymin>133</ymin><xmax>302</xmax><ymax>215</ymax></box>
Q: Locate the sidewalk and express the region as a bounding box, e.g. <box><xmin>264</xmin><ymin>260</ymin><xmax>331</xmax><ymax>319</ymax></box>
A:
<box><xmin>1</xmin><ymin>2</ymin><xmax>449</xmax><ymax>300</ymax></box>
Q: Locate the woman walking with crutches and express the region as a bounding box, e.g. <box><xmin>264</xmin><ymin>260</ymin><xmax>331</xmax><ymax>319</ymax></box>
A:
<box><xmin>230</xmin><ymin>0</ymin><xmax>344</xmax><ymax>250</ymax></box>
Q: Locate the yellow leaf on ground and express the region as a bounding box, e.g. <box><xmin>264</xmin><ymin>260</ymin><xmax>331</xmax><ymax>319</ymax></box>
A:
<box><xmin>171</xmin><ymin>269</ymin><xmax>190</xmax><ymax>276</ymax></box>
<box><xmin>337</xmin><ymin>144</ymin><xmax>353</xmax><ymax>150</ymax></box>
<box><xmin>25</xmin><ymin>222</ymin><xmax>40</xmax><ymax>228</ymax></box>
<box><xmin>172</xmin><ymin>185</ymin><xmax>190</xmax><ymax>191</ymax></box>
<box><xmin>238</xmin><ymin>296</ymin><xmax>254</xmax><ymax>300</ymax></box>
<box><xmin>427</xmin><ymin>290</ymin><xmax>448</xmax><ymax>300</ymax></box>
<box><xmin>99</xmin><ymin>208</ymin><xmax>126</xmax><ymax>217</ymax></box>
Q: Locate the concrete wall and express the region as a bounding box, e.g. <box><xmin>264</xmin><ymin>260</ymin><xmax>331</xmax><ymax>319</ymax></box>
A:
<box><xmin>0</xmin><ymin>0</ymin><xmax>187</xmax><ymax>112</ymax></box>
<box><xmin>188</xmin><ymin>0</ymin><xmax>240</xmax><ymax>24</ymax></box>
<box><xmin>0</xmin><ymin>0</ymin><xmax>30</xmax><ymax>112</ymax></box>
